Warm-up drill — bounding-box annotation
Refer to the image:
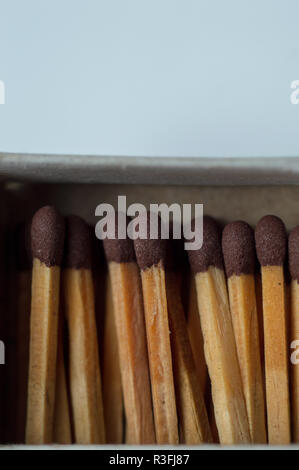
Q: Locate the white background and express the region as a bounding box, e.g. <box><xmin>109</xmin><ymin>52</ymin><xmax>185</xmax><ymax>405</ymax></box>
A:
<box><xmin>0</xmin><ymin>0</ymin><xmax>299</xmax><ymax>157</ymax></box>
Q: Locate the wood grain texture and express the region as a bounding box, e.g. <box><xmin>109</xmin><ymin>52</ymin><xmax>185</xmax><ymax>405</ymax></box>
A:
<box><xmin>53</xmin><ymin>325</ymin><xmax>72</xmax><ymax>444</ymax></box>
<box><xmin>195</xmin><ymin>266</ymin><xmax>251</xmax><ymax>444</ymax></box>
<box><xmin>166</xmin><ymin>271</ymin><xmax>212</xmax><ymax>444</ymax></box>
<box><xmin>102</xmin><ymin>275</ymin><xmax>124</xmax><ymax>443</ymax></box>
<box><xmin>186</xmin><ymin>275</ymin><xmax>208</xmax><ymax>398</ymax></box>
<box><xmin>261</xmin><ymin>265</ymin><xmax>290</xmax><ymax>444</ymax></box>
<box><xmin>140</xmin><ymin>261</ymin><xmax>179</xmax><ymax>444</ymax></box>
<box><xmin>63</xmin><ymin>268</ymin><xmax>105</xmax><ymax>444</ymax></box>
<box><xmin>26</xmin><ymin>259</ymin><xmax>60</xmax><ymax>444</ymax></box>
<box><xmin>290</xmin><ymin>280</ymin><xmax>299</xmax><ymax>442</ymax></box>
<box><xmin>109</xmin><ymin>261</ymin><xmax>155</xmax><ymax>444</ymax></box>
<box><xmin>227</xmin><ymin>274</ymin><xmax>266</xmax><ymax>443</ymax></box>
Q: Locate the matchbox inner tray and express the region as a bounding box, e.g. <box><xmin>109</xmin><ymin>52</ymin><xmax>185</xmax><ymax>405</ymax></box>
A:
<box><xmin>1</xmin><ymin>153</ymin><xmax>299</xmax><ymax>449</ymax></box>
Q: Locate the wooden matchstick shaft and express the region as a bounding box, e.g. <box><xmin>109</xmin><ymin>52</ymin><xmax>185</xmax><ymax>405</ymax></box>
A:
<box><xmin>63</xmin><ymin>267</ymin><xmax>105</xmax><ymax>444</ymax></box>
<box><xmin>288</xmin><ymin>225</ymin><xmax>299</xmax><ymax>443</ymax></box>
<box><xmin>186</xmin><ymin>275</ymin><xmax>208</xmax><ymax>399</ymax></box>
<box><xmin>26</xmin><ymin>259</ymin><xmax>61</xmax><ymax>444</ymax></box>
<box><xmin>195</xmin><ymin>266</ymin><xmax>251</xmax><ymax>444</ymax></box>
<box><xmin>255</xmin><ymin>272</ymin><xmax>265</xmax><ymax>370</ymax></box>
<box><xmin>108</xmin><ymin>261</ymin><xmax>155</xmax><ymax>444</ymax></box>
<box><xmin>261</xmin><ymin>265</ymin><xmax>290</xmax><ymax>443</ymax></box>
<box><xmin>166</xmin><ymin>270</ymin><xmax>212</xmax><ymax>444</ymax></box>
<box><xmin>186</xmin><ymin>275</ymin><xmax>218</xmax><ymax>442</ymax></box>
<box><xmin>103</xmin><ymin>213</ymin><xmax>155</xmax><ymax>444</ymax></box>
<box><xmin>63</xmin><ymin>215</ymin><xmax>105</xmax><ymax>444</ymax></box>
<box><xmin>290</xmin><ymin>279</ymin><xmax>299</xmax><ymax>442</ymax></box>
<box><xmin>26</xmin><ymin>206</ymin><xmax>64</xmax><ymax>444</ymax></box>
<box><xmin>141</xmin><ymin>261</ymin><xmax>179</xmax><ymax>444</ymax></box>
<box><xmin>101</xmin><ymin>274</ymin><xmax>124</xmax><ymax>443</ymax></box>
<box><xmin>227</xmin><ymin>274</ymin><xmax>266</xmax><ymax>442</ymax></box>
<box><xmin>255</xmin><ymin>215</ymin><xmax>290</xmax><ymax>444</ymax></box>
<box><xmin>53</xmin><ymin>321</ymin><xmax>72</xmax><ymax>444</ymax></box>
<box><xmin>222</xmin><ymin>219</ymin><xmax>266</xmax><ymax>442</ymax></box>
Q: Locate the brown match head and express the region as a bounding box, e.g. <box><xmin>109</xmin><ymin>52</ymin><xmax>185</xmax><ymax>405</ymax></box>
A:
<box><xmin>64</xmin><ymin>215</ymin><xmax>92</xmax><ymax>269</ymax></box>
<box><xmin>289</xmin><ymin>226</ymin><xmax>299</xmax><ymax>282</ymax></box>
<box><xmin>255</xmin><ymin>215</ymin><xmax>286</xmax><ymax>266</ymax></box>
<box><xmin>222</xmin><ymin>221</ymin><xmax>255</xmax><ymax>278</ymax></box>
<box><xmin>187</xmin><ymin>216</ymin><xmax>223</xmax><ymax>274</ymax></box>
<box><xmin>133</xmin><ymin>212</ymin><xmax>167</xmax><ymax>270</ymax></box>
<box><xmin>103</xmin><ymin>212</ymin><xmax>135</xmax><ymax>264</ymax></box>
<box><xmin>31</xmin><ymin>206</ymin><xmax>65</xmax><ymax>267</ymax></box>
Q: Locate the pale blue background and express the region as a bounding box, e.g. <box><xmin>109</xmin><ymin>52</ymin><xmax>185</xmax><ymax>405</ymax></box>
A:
<box><xmin>0</xmin><ymin>0</ymin><xmax>299</xmax><ymax>157</ymax></box>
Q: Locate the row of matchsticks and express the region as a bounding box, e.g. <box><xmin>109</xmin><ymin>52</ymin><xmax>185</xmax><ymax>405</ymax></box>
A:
<box><xmin>9</xmin><ymin>205</ymin><xmax>299</xmax><ymax>445</ymax></box>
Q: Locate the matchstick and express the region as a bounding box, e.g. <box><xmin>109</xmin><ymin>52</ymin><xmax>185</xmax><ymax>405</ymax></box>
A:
<box><xmin>255</xmin><ymin>271</ymin><xmax>265</xmax><ymax>372</ymax></box>
<box><xmin>15</xmin><ymin>222</ymin><xmax>31</xmax><ymax>443</ymax></box>
<box><xmin>185</xmin><ymin>275</ymin><xmax>208</xmax><ymax>401</ymax></box>
<box><xmin>90</xmin><ymin>222</ymin><xmax>123</xmax><ymax>441</ymax></box>
<box><xmin>53</xmin><ymin>318</ymin><xmax>72</xmax><ymax>444</ymax></box>
<box><xmin>63</xmin><ymin>215</ymin><xmax>105</xmax><ymax>444</ymax></box>
<box><xmin>222</xmin><ymin>221</ymin><xmax>266</xmax><ymax>443</ymax></box>
<box><xmin>91</xmin><ymin>225</ymin><xmax>107</xmax><ymax>353</ymax></box>
<box><xmin>26</xmin><ymin>206</ymin><xmax>65</xmax><ymax>444</ymax></box>
<box><xmin>184</xmin><ymin>272</ymin><xmax>219</xmax><ymax>441</ymax></box>
<box><xmin>101</xmin><ymin>273</ymin><xmax>124</xmax><ymax>443</ymax></box>
<box><xmin>134</xmin><ymin>212</ymin><xmax>179</xmax><ymax>444</ymax></box>
<box><xmin>187</xmin><ymin>216</ymin><xmax>251</xmax><ymax>444</ymax></box>
<box><xmin>288</xmin><ymin>225</ymin><xmax>299</xmax><ymax>442</ymax></box>
<box><xmin>103</xmin><ymin>216</ymin><xmax>155</xmax><ymax>444</ymax></box>
<box><xmin>255</xmin><ymin>215</ymin><xmax>290</xmax><ymax>444</ymax></box>
<box><xmin>165</xmin><ymin>238</ymin><xmax>212</xmax><ymax>444</ymax></box>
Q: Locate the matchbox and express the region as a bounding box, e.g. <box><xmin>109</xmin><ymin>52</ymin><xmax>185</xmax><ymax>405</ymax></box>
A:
<box><xmin>1</xmin><ymin>152</ymin><xmax>299</xmax><ymax>449</ymax></box>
